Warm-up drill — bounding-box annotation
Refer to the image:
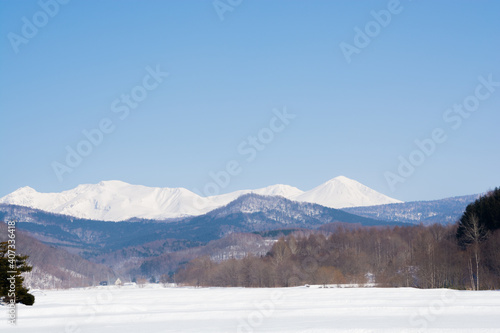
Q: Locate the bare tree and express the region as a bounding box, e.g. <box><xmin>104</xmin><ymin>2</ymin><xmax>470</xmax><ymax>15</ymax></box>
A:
<box><xmin>136</xmin><ymin>278</ymin><xmax>148</xmax><ymax>288</ymax></box>
<box><xmin>270</xmin><ymin>238</ymin><xmax>291</xmax><ymax>266</ymax></box>
<box><xmin>461</xmin><ymin>213</ymin><xmax>489</xmax><ymax>290</ymax></box>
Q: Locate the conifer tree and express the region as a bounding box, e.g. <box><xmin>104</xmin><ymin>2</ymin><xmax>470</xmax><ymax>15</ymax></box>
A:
<box><xmin>457</xmin><ymin>187</ymin><xmax>500</xmax><ymax>245</ymax></box>
<box><xmin>456</xmin><ymin>187</ymin><xmax>500</xmax><ymax>290</ymax></box>
<box><xmin>0</xmin><ymin>241</ymin><xmax>35</xmax><ymax>306</ymax></box>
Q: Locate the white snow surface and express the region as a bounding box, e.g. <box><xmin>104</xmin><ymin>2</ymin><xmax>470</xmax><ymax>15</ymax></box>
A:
<box><xmin>0</xmin><ymin>176</ymin><xmax>401</xmax><ymax>221</ymax></box>
<box><xmin>2</xmin><ymin>285</ymin><xmax>499</xmax><ymax>332</ymax></box>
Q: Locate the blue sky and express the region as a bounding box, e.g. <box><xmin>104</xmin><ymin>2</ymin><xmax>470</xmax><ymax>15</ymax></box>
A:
<box><xmin>1</xmin><ymin>0</ymin><xmax>499</xmax><ymax>202</ymax></box>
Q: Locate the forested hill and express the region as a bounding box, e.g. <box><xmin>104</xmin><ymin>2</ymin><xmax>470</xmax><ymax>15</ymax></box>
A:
<box><xmin>343</xmin><ymin>194</ymin><xmax>479</xmax><ymax>225</ymax></box>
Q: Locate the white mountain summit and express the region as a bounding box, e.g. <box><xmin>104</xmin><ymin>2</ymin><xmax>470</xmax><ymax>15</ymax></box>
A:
<box><xmin>292</xmin><ymin>176</ymin><xmax>401</xmax><ymax>209</ymax></box>
<box><xmin>0</xmin><ymin>177</ymin><xmax>402</xmax><ymax>221</ymax></box>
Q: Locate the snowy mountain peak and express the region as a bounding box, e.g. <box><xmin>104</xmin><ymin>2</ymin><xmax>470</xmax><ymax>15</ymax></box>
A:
<box><xmin>16</xmin><ymin>186</ymin><xmax>37</xmax><ymax>193</ymax></box>
<box><xmin>330</xmin><ymin>175</ymin><xmax>350</xmax><ymax>182</ymax></box>
<box><xmin>252</xmin><ymin>184</ymin><xmax>304</xmax><ymax>198</ymax></box>
<box><xmin>0</xmin><ymin>177</ymin><xmax>402</xmax><ymax>221</ymax></box>
<box><xmin>324</xmin><ymin>176</ymin><xmax>363</xmax><ymax>187</ymax></box>
<box><xmin>5</xmin><ymin>186</ymin><xmax>36</xmax><ymax>195</ymax></box>
<box><xmin>293</xmin><ymin>176</ymin><xmax>402</xmax><ymax>209</ymax></box>
<box><xmin>97</xmin><ymin>180</ymin><xmax>129</xmax><ymax>187</ymax></box>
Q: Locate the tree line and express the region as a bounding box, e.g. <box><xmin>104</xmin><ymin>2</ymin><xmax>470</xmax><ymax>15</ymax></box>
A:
<box><xmin>177</xmin><ymin>188</ymin><xmax>500</xmax><ymax>290</ymax></box>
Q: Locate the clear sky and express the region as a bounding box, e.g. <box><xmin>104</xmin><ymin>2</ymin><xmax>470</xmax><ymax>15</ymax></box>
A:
<box><xmin>1</xmin><ymin>0</ymin><xmax>499</xmax><ymax>202</ymax></box>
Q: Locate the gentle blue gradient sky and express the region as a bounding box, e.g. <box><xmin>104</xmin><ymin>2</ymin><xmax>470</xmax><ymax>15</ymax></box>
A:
<box><xmin>1</xmin><ymin>0</ymin><xmax>499</xmax><ymax>201</ymax></box>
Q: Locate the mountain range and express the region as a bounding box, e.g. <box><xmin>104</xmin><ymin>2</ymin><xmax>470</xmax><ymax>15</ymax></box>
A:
<box><xmin>0</xmin><ymin>177</ymin><xmax>482</xmax><ymax>287</ymax></box>
<box><xmin>0</xmin><ymin>193</ymin><xmax>397</xmax><ymax>251</ymax></box>
<box><xmin>0</xmin><ymin>192</ymin><xmax>400</xmax><ymax>279</ymax></box>
<box><xmin>0</xmin><ymin>176</ymin><xmax>402</xmax><ymax>221</ymax></box>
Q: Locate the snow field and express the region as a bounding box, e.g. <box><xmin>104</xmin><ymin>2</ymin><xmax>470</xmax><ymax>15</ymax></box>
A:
<box><xmin>1</xmin><ymin>285</ymin><xmax>500</xmax><ymax>333</ymax></box>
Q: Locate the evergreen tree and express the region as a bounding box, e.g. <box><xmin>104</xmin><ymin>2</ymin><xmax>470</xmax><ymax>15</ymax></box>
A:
<box><xmin>0</xmin><ymin>241</ymin><xmax>35</xmax><ymax>306</ymax></box>
<box><xmin>457</xmin><ymin>187</ymin><xmax>500</xmax><ymax>246</ymax></box>
<box><xmin>456</xmin><ymin>187</ymin><xmax>500</xmax><ymax>290</ymax></box>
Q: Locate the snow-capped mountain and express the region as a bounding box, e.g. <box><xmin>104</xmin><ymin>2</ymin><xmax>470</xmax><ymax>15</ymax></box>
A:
<box><xmin>0</xmin><ymin>181</ymin><xmax>205</xmax><ymax>221</ymax></box>
<box><xmin>0</xmin><ymin>176</ymin><xmax>401</xmax><ymax>221</ymax></box>
<box><xmin>292</xmin><ymin>176</ymin><xmax>402</xmax><ymax>209</ymax></box>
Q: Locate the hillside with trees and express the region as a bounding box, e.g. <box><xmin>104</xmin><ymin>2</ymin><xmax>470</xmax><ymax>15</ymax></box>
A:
<box><xmin>1</xmin><ymin>190</ymin><xmax>498</xmax><ymax>290</ymax></box>
<box><xmin>177</xmin><ymin>190</ymin><xmax>500</xmax><ymax>289</ymax></box>
<box><xmin>0</xmin><ymin>223</ymin><xmax>114</xmax><ymax>289</ymax></box>
<box><xmin>344</xmin><ymin>194</ymin><xmax>480</xmax><ymax>225</ymax></box>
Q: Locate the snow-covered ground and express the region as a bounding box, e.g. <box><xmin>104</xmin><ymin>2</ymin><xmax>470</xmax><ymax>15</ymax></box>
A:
<box><xmin>2</xmin><ymin>285</ymin><xmax>499</xmax><ymax>332</ymax></box>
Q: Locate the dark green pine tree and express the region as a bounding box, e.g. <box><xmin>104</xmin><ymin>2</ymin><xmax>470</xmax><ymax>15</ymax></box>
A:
<box><xmin>456</xmin><ymin>187</ymin><xmax>500</xmax><ymax>290</ymax></box>
<box><xmin>0</xmin><ymin>241</ymin><xmax>35</xmax><ymax>306</ymax></box>
<box><xmin>457</xmin><ymin>187</ymin><xmax>500</xmax><ymax>246</ymax></box>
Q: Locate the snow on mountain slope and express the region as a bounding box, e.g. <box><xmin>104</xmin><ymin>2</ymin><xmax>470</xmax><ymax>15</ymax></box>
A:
<box><xmin>0</xmin><ymin>182</ymin><xmax>305</xmax><ymax>221</ymax></box>
<box><xmin>253</xmin><ymin>184</ymin><xmax>304</xmax><ymax>197</ymax></box>
<box><xmin>209</xmin><ymin>184</ymin><xmax>304</xmax><ymax>208</ymax></box>
<box><xmin>293</xmin><ymin>176</ymin><xmax>402</xmax><ymax>208</ymax></box>
<box><xmin>0</xmin><ymin>177</ymin><xmax>400</xmax><ymax>221</ymax></box>
<box><xmin>0</xmin><ymin>181</ymin><xmax>210</xmax><ymax>221</ymax></box>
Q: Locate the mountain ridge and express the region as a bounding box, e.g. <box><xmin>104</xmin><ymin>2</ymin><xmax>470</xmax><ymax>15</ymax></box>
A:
<box><xmin>0</xmin><ymin>176</ymin><xmax>402</xmax><ymax>222</ymax></box>
<box><xmin>343</xmin><ymin>193</ymin><xmax>481</xmax><ymax>225</ymax></box>
<box><xmin>0</xmin><ymin>193</ymin><xmax>397</xmax><ymax>255</ymax></box>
